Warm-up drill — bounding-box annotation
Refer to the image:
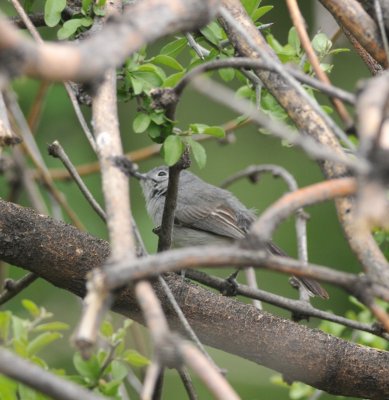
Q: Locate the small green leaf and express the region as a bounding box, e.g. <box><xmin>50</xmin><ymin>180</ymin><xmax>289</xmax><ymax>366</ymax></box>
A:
<box><xmin>122</xmin><ymin>349</ymin><xmax>150</xmax><ymax>367</ymax></box>
<box><xmin>12</xmin><ymin>316</ymin><xmax>28</xmax><ymax>342</ymax></box>
<box><xmin>189</xmin><ymin>140</ymin><xmax>207</xmax><ymax>169</ymax></box>
<box><xmin>82</xmin><ymin>0</ymin><xmax>92</xmax><ymax>14</ymax></box>
<box><xmin>162</xmin><ymin>135</ymin><xmax>184</xmax><ymax>166</ymax></box>
<box><xmin>288</xmin><ymin>27</ymin><xmax>300</xmax><ymax>55</ymax></box>
<box><xmin>242</xmin><ymin>0</ymin><xmax>260</xmax><ymax>17</ymax></box>
<box><xmin>22</xmin><ymin>299</ymin><xmax>40</xmax><ymax>318</ymax></box>
<box><xmin>200</xmin><ymin>21</ymin><xmax>224</xmax><ymax>45</ymax></box>
<box><xmin>27</xmin><ymin>332</ymin><xmax>62</xmax><ymax>356</ymax></box>
<box><xmin>57</xmin><ymin>18</ymin><xmax>92</xmax><ymax>40</ymax></box>
<box><xmin>44</xmin><ymin>0</ymin><xmax>66</xmax><ymax>27</ymax></box>
<box><xmin>33</xmin><ymin>322</ymin><xmax>69</xmax><ymax>332</ymax></box>
<box><xmin>99</xmin><ymin>379</ymin><xmax>122</xmax><ymax>396</ymax></box>
<box><xmin>189</xmin><ymin>123</ymin><xmax>208</xmax><ymax>134</ymax></box>
<box><xmin>0</xmin><ymin>311</ymin><xmax>12</xmax><ymax>342</ymax></box>
<box><xmin>218</xmin><ymin>68</ymin><xmax>235</xmax><ymax>82</ymax></box>
<box><xmin>100</xmin><ymin>320</ymin><xmax>114</xmax><ymax>338</ymax></box>
<box><xmin>153</xmin><ymin>55</ymin><xmax>184</xmax><ymax>71</ymax></box>
<box><xmin>0</xmin><ymin>375</ymin><xmax>18</xmax><ymax>399</ymax></box>
<box><xmin>147</xmin><ymin>123</ymin><xmax>162</xmax><ymax>140</ymax></box>
<box><xmin>150</xmin><ymin>112</ymin><xmax>166</xmax><ymax>125</ymax></box>
<box><xmin>133</xmin><ymin>113</ymin><xmax>151</xmax><ymax>133</ymax></box>
<box><xmin>312</xmin><ymin>32</ymin><xmax>332</xmax><ymax>55</ymax></box>
<box><xmin>110</xmin><ymin>360</ymin><xmax>128</xmax><ymax>380</ymax></box>
<box><xmin>73</xmin><ymin>353</ymin><xmax>101</xmax><ymax>381</ymax></box>
<box><xmin>130</xmin><ymin>76</ymin><xmax>144</xmax><ymax>95</ymax></box>
<box><xmin>163</xmin><ymin>71</ymin><xmax>185</xmax><ymax>87</ymax></box>
<box><xmin>252</xmin><ymin>5</ymin><xmax>273</xmax><ymax>22</ymax></box>
<box><xmin>203</xmin><ymin>126</ymin><xmax>225</xmax><ymax>138</ymax></box>
<box><xmin>160</xmin><ymin>38</ymin><xmax>187</xmax><ymax>57</ymax></box>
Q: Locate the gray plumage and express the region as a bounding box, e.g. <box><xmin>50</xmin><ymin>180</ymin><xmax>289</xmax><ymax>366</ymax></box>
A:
<box><xmin>140</xmin><ymin>166</ymin><xmax>329</xmax><ymax>299</ymax></box>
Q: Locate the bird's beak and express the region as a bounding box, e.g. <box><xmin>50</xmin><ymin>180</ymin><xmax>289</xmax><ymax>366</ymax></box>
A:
<box><xmin>132</xmin><ymin>171</ymin><xmax>149</xmax><ymax>181</ymax></box>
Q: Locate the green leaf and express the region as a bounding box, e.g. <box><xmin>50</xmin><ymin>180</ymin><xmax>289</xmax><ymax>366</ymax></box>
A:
<box><xmin>252</xmin><ymin>5</ymin><xmax>273</xmax><ymax>22</ymax></box>
<box><xmin>0</xmin><ymin>311</ymin><xmax>12</xmax><ymax>342</ymax></box>
<box><xmin>82</xmin><ymin>0</ymin><xmax>92</xmax><ymax>14</ymax></box>
<box><xmin>150</xmin><ymin>112</ymin><xmax>166</xmax><ymax>125</ymax></box>
<box><xmin>218</xmin><ymin>68</ymin><xmax>235</xmax><ymax>82</ymax></box>
<box><xmin>133</xmin><ymin>113</ymin><xmax>151</xmax><ymax>133</ymax></box>
<box><xmin>22</xmin><ymin>299</ymin><xmax>40</xmax><ymax>318</ymax></box>
<box><xmin>162</xmin><ymin>135</ymin><xmax>184</xmax><ymax>166</ymax></box>
<box><xmin>73</xmin><ymin>353</ymin><xmax>101</xmax><ymax>381</ymax></box>
<box><xmin>27</xmin><ymin>332</ymin><xmax>62</xmax><ymax>356</ymax></box>
<box><xmin>100</xmin><ymin>320</ymin><xmax>114</xmax><ymax>338</ymax></box>
<box><xmin>12</xmin><ymin>316</ymin><xmax>28</xmax><ymax>341</ymax></box>
<box><xmin>312</xmin><ymin>32</ymin><xmax>332</xmax><ymax>55</ymax></box>
<box><xmin>57</xmin><ymin>18</ymin><xmax>92</xmax><ymax>40</ymax></box>
<box><xmin>290</xmin><ymin>382</ymin><xmax>314</xmax><ymax>399</ymax></box>
<box><xmin>163</xmin><ymin>71</ymin><xmax>185</xmax><ymax>88</ymax></box>
<box><xmin>122</xmin><ymin>349</ymin><xmax>150</xmax><ymax>367</ymax></box>
<box><xmin>44</xmin><ymin>0</ymin><xmax>66</xmax><ymax>27</ymax></box>
<box><xmin>242</xmin><ymin>0</ymin><xmax>260</xmax><ymax>17</ymax></box>
<box><xmin>99</xmin><ymin>379</ymin><xmax>122</xmax><ymax>396</ymax></box>
<box><xmin>288</xmin><ymin>27</ymin><xmax>300</xmax><ymax>55</ymax></box>
<box><xmin>152</xmin><ymin>55</ymin><xmax>184</xmax><ymax>71</ymax></box>
<box><xmin>110</xmin><ymin>360</ymin><xmax>128</xmax><ymax>380</ymax></box>
<box><xmin>200</xmin><ymin>22</ymin><xmax>224</xmax><ymax>45</ymax></box>
<box><xmin>236</xmin><ymin>85</ymin><xmax>254</xmax><ymax>99</ymax></box>
<box><xmin>189</xmin><ymin>140</ymin><xmax>207</xmax><ymax>169</ymax></box>
<box><xmin>18</xmin><ymin>384</ymin><xmax>39</xmax><ymax>400</ymax></box>
<box><xmin>160</xmin><ymin>38</ymin><xmax>187</xmax><ymax>57</ymax></box>
<box><xmin>203</xmin><ymin>126</ymin><xmax>225</xmax><ymax>138</ymax></box>
<box><xmin>33</xmin><ymin>322</ymin><xmax>69</xmax><ymax>332</ymax></box>
<box><xmin>0</xmin><ymin>375</ymin><xmax>18</xmax><ymax>399</ymax></box>
<box><xmin>147</xmin><ymin>124</ymin><xmax>162</xmax><ymax>141</ymax></box>
<box><xmin>189</xmin><ymin>123</ymin><xmax>208</xmax><ymax>134</ymax></box>
<box><xmin>130</xmin><ymin>76</ymin><xmax>144</xmax><ymax>95</ymax></box>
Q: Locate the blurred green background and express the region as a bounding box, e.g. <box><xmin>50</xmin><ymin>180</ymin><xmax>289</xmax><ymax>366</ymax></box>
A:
<box><xmin>0</xmin><ymin>1</ymin><xmax>372</xmax><ymax>399</ymax></box>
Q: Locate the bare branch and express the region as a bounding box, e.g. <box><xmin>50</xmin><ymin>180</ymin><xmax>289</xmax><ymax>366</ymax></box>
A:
<box><xmin>1</xmin><ymin>199</ymin><xmax>389</xmax><ymax>397</ymax></box>
<box><xmin>0</xmin><ymin>0</ymin><xmax>220</xmax><ymax>82</ymax></box>
<box><xmin>0</xmin><ymin>348</ymin><xmax>107</xmax><ymax>400</ymax></box>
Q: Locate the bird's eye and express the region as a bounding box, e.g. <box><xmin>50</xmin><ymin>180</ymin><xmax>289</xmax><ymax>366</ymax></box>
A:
<box><xmin>157</xmin><ymin>170</ymin><xmax>167</xmax><ymax>177</ymax></box>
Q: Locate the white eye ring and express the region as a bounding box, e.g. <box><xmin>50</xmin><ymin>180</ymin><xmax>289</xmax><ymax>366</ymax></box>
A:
<box><xmin>157</xmin><ymin>170</ymin><xmax>167</xmax><ymax>177</ymax></box>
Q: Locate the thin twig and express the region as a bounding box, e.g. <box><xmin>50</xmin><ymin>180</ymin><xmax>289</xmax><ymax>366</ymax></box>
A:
<box><xmin>158</xmin><ymin>276</ymin><xmax>217</xmax><ymax>367</ymax></box>
<box><xmin>178</xmin><ymin>368</ymin><xmax>198</xmax><ymax>400</ymax></box>
<box><xmin>190</xmin><ymin>76</ymin><xmax>367</xmax><ymax>173</ymax></box>
<box><xmin>185</xmin><ymin>269</ymin><xmax>389</xmax><ymax>340</ymax></box>
<box><xmin>0</xmin><ymin>348</ymin><xmax>107</xmax><ymax>400</ymax></box>
<box><xmin>48</xmin><ymin>141</ymin><xmax>106</xmax><ymax>222</ymax></box>
<box><xmin>219</xmin><ymin>5</ymin><xmax>356</xmax><ymax>150</ymax></box>
<box><xmin>180</xmin><ymin>342</ymin><xmax>240</xmax><ymax>400</ymax></box>
<box><xmin>174</xmin><ymin>58</ymin><xmax>356</xmax><ymax>105</ymax></box>
<box><xmin>286</xmin><ymin>0</ymin><xmax>353</xmax><ymax>128</ymax></box>
<box><xmin>141</xmin><ymin>360</ymin><xmax>162</xmax><ymax>400</ymax></box>
<box><xmin>0</xmin><ymin>273</ymin><xmax>38</xmax><ymax>306</ymax></box>
<box><xmin>5</xmin><ymin>91</ymin><xmax>85</xmax><ymax>230</ymax></box>
<box><xmin>10</xmin><ymin>0</ymin><xmax>97</xmax><ymax>151</ymax></box>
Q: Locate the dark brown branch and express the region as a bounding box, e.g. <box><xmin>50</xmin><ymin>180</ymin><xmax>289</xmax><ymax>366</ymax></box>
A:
<box><xmin>1</xmin><ymin>199</ymin><xmax>389</xmax><ymax>398</ymax></box>
<box><xmin>319</xmin><ymin>0</ymin><xmax>387</xmax><ymax>67</ymax></box>
<box><xmin>0</xmin><ymin>272</ymin><xmax>38</xmax><ymax>305</ymax></box>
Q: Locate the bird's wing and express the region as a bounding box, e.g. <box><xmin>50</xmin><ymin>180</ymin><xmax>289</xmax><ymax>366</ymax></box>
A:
<box><xmin>175</xmin><ymin>202</ymin><xmax>246</xmax><ymax>240</ymax></box>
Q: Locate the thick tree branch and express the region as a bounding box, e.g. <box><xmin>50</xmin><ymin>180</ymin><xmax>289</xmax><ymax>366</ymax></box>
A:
<box><xmin>1</xmin><ymin>200</ymin><xmax>389</xmax><ymax>398</ymax></box>
<box><xmin>0</xmin><ymin>0</ymin><xmax>220</xmax><ymax>82</ymax></box>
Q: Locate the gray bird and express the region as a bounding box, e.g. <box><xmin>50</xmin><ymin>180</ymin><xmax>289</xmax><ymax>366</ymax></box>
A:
<box><xmin>140</xmin><ymin>165</ymin><xmax>329</xmax><ymax>299</ymax></box>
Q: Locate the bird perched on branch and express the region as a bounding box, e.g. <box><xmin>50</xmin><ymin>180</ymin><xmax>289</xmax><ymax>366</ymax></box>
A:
<box><xmin>140</xmin><ymin>165</ymin><xmax>329</xmax><ymax>299</ymax></box>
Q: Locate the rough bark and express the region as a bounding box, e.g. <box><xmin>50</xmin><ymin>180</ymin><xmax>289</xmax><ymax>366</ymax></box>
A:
<box><xmin>0</xmin><ymin>199</ymin><xmax>389</xmax><ymax>399</ymax></box>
